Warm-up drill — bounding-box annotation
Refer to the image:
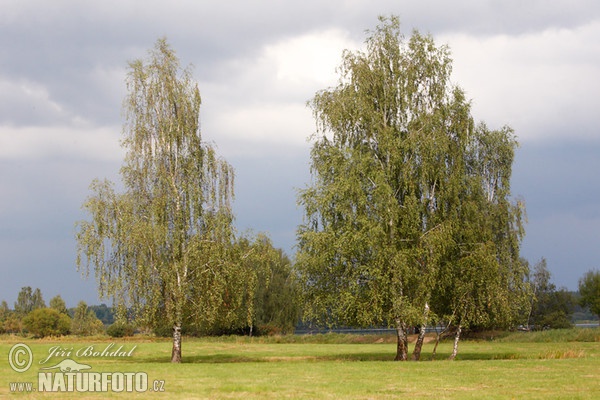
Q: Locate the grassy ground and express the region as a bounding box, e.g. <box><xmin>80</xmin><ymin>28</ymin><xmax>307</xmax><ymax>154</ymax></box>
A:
<box><xmin>1</xmin><ymin>329</ymin><xmax>598</xmax><ymax>399</ymax></box>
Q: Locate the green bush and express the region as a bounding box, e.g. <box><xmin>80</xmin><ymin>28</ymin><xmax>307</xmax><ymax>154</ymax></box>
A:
<box><xmin>23</xmin><ymin>308</ymin><xmax>70</xmax><ymax>338</ymax></box>
<box><xmin>537</xmin><ymin>310</ymin><xmax>573</xmax><ymax>330</ymax></box>
<box><xmin>106</xmin><ymin>322</ymin><xmax>135</xmax><ymax>338</ymax></box>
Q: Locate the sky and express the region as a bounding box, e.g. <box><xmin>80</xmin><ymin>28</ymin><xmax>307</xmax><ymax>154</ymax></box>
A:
<box><xmin>1</xmin><ymin>0</ymin><xmax>599</xmax><ymax>307</ymax></box>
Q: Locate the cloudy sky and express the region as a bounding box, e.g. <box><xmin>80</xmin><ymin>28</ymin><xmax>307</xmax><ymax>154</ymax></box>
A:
<box><xmin>1</xmin><ymin>0</ymin><xmax>599</xmax><ymax>307</ymax></box>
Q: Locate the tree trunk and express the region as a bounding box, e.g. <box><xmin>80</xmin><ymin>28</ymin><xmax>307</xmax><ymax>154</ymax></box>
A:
<box><xmin>411</xmin><ymin>325</ymin><xmax>426</xmax><ymax>361</ymax></box>
<box><xmin>171</xmin><ymin>324</ymin><xmax>182</xmax><ymax>363</ymax></box>
<box><xmin>411</xmin><ymin>303</ymin><xmax>430</xmax><ymax>361</ymax></box>
<box><xmin>394</xmin><ymin>319</ymin><xmax>408</xmax><ymax>361</ymax></box>
<box><xmin>448</xmin><ymin>324</ymin><xmax>461</xmax><ymax>361</ymax></box>
<box><xmin>431</xmin><ymin>323</ymin><xmax>449</xmax><ymax>361</ymax></box>
<box><xmin>431</xmin><ymin>332</ymin><xmax>440</xmax><ymax>360</ymax></box>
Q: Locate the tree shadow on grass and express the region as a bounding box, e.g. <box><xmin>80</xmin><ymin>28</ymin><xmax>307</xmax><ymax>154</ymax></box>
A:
<box><xmin>142</xmin><ymin>352</ymin><xmax>396</xmax><ymax>364</ymax></box>
<box><xmin>142</xmin><ymin>351</ymin><xmax>533</xmax><ymax>364</ymax></box>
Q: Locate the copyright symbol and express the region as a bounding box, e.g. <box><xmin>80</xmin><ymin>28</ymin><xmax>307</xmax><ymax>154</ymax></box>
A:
<box><xmin>8</xmin><ymin>343</ymin><xmax>33</xmax><ymax>373</ymax></box>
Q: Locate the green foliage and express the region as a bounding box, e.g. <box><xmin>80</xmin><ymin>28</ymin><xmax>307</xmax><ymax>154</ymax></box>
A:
<box><xmin>173</xmin><ymin>234</ymin><xmax>300</xmax><ymax>337</ymax></box>
<box><xmin>235</xmin><ymin>234</ymin><xmax>300</xmax><ymax>335</ymax></box>
<box><xmin>297</xmin><ymin>15</ymin><xmax>528</xmax><ymax>360</ymax></box>
<box><xmin>22</xmin><ymin>308</ymin><xmax>70</xmax><ymax>338</ymax></box>
<box><xmin>535</xmin><ymin>310</ymin><xmax>573</xmax><ymax>330</ymax></box>
<box><xmin>106</xmin><ymin>322</ymin><xmax>136</xmax><ymax>338</ymax></box>
<box><xmin>578</xmin><ymin>269</ymin><xmax>600</xmax><ymax>321</ymax></box>
<box><xmin>71</xmin><ymin>301</ymin><xmax>104</xmax><ymax>336</ymax></box>
<box><xmin>252</xmin><ymin>243</ymin><xmax>300</xmax><ymax>335</ymax></box>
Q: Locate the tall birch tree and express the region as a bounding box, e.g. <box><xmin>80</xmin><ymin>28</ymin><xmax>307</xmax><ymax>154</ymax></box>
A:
<box><xmin>76</xmin><ymin>38</ymin><xmax>235</xmax><ymax>362</ymax></box>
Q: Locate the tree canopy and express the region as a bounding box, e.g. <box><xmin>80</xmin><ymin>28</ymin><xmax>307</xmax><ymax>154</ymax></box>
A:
<box><xmin>297</xmin><ymin>16</ymin><xmax>528</xmax><ymax>361</ymax></box>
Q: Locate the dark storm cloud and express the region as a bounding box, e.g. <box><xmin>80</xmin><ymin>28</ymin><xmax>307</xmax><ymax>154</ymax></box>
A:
<box><xmin>513</xmin><ymin>140</ymin><xmax>600</xmax><ymax>289</ymax></box>
<box><xmin>0</xmin><ymin>155</ymin><xmax>121</xmax><ymax>306</ymax></box>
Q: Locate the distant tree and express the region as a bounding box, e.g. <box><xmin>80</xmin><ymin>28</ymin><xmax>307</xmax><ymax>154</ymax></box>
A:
<box><xmin>71</xmin><ymin>301</ymin><xmax>104</xmax><ymax>336</ymax></box>
<box><xmin>76</xmin><ymin>38</ymin><xmax>239</xmax><ymax>362</ymax></box>
<box><xmin>223</xmin><ymin>234</ymin><xmax>300</xmax><ymax>336</ymax></box>
<box><xmin>32</xmin><ymin>288</ymin><xmax>46</xmax><ymax>309</ymax></box>
<box><xmin>527</xmin><ymin>258</ymin><xmax>574</xmax><ymax>330</ymax></box>
<box><xmin>253</xmin><ymin>241</ymin><xmax>300</xmax><ymax>335</ymax></box>
<box><xmin>526</xmin><ymin>258</ymin><xmax>551</xmax><ymax>328</ymax></box>
<box><xmin>88</xmin><ymin>304</ymin><xmax>114</xmax><ymax>325</ymax></box>
<box><xmin>23</xmin><ymin>308</ymin><xmax>70</xmax><ymax>338</ymax></box>
<box><xmin>2</xmin><ymin>300</ymin><xmax>22</xmax><ymax>334</ymax></box>
<box><xmin>578</xmin><ymin>270</ymin><xmax>600</xmax><ymax>324</ymax></box>
<box><xmin>0</xmin><ymin>301</ymin><xmax>9</xmax><ymax>333</ymax></box>
<box><xmin>0</xmin><ymin>300</ymin><xmax>8</xmax><ymax>318</ymax></box>
<box><xmin>49</xmin><ymin>295</ymin><xmax>68</xmax><ymax>315</ymax></box>
<box><xmin>14</xmin><ymin>287</ymin><xmax>33</xmax><ymax>315</ymax></box>
<box><xmin>173</xmin><ymin>234</ymin><xmax>286</xmax><ymax>337</ymax></box>
<box><xmin>14</xmin><ymin>287</ymin><xmax>45</xmax><ymax>315</ymax></box>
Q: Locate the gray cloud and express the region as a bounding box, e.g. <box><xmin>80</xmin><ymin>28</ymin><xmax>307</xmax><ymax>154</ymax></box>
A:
<box><xmin>1</xmin><ymin>1</ymin><xmax>599</xmax><ymax>305</ymax></box>
<box><xmin>0</xmin><ymin>156</ymin><xmax>120</xmax><ymax>306</ymax></box>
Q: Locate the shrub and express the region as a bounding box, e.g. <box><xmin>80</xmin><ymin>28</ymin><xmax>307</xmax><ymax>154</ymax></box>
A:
<box><xmin>23</xmin><ymin>308</ymin><xmax>70</xmax><ymax>338</ymax></box>
<box><xmin>3</xmin><ymin>314</ymin><xmax>23</xmax><ymax>334</ymax></box>
<box><xmin>537</xmin><ymin>310</ymin><xmax>573</xmax><ymax>330</ymax></box>
<box><xmin>106</xmin><ymin>322</ymin><xmax>135</xmax><ymax>338</ymax></box>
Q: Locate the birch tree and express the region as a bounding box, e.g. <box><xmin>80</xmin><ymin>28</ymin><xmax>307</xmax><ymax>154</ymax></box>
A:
<box><xmin>297</xmin><ymin>16</ymin><xmax>527</xmax><ymax>361</ymax></box>
<box><xmin>76</xmin><ymin>38</ymin><xmax>235</xmax><ymax>362</ymax></box>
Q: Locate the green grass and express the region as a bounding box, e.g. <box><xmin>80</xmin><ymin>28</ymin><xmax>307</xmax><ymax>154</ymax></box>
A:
<box><xmin>1</xmin><ymin>330</ymin><xmax>599</xmax><ymax>399</ymax></box>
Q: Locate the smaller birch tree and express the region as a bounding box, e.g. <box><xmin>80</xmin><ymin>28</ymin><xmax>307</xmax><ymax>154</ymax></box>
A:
<box><xmin>76</xmin><ymin>38</ymin><xmax>236</xmax><ymax>362</ymax></box>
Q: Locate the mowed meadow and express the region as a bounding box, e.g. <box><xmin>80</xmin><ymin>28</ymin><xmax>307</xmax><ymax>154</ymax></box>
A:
<box><xmin>1</xmin><ymin>329</ymin><xmax>599</xmax><ymax>399</ymax></box>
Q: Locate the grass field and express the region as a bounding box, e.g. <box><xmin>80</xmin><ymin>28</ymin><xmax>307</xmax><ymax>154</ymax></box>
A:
<box><xmin>1</xmin><ymin>329</ymin><xmax>599</xmax><ymax>399</ymax></box>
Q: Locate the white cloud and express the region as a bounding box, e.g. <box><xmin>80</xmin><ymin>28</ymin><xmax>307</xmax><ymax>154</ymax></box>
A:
<box><xmin>207</xmin><ymin>103</ymin><xmax>313</xmax><ymax>156</ymax></box>
<box><xmin>263</xmin><ymin>28</ymin><xmax>354</xmax><ymax>86</ymax></box>
<box><xmin>440</xmin><ymin>21</ymin><xmax>600</xmax><ymax>142</ymax></box>
<box><xmin>199</xmin><ymin>29</ymin><xmax>359</xmax><ymax>156</ymax></box>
